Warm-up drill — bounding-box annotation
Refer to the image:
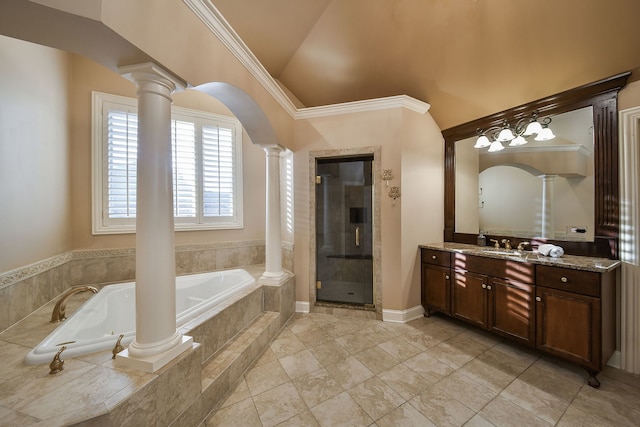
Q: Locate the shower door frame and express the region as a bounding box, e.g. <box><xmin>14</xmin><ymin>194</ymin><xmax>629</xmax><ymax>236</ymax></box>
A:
<box><xmin>308</xmin><ymin>147</ymin><xmax>382</xmax><ymax>318</ymax></box>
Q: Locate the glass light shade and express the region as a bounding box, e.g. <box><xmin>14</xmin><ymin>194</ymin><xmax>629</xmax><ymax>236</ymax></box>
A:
<box><xmin>509</xmin><ymin>135</ymin><xmax>527</xmax><ymax>146</ymax></box>
<box><xmin>535</xmin><ymin>127</ymin><xmax>556</xmax><ymax>141</ymax></box>
<box><xmin>523</xmin><ymin>120</ymin><xmax>543</xmax><ymax>136</ymax></box>
<box><xmin>497</xmin><ymin>128</ymin><xmax>515</xmax><ymax>142</ymax></box>
<box><xmin>488</xmin><ymin>140</ymin><xmax>505</xmax><ymax>152</ymax></box>
<box><xmin>474</xmin><ymin>135</ymin><xmax>491</xmax><ymax>148</ymax></box>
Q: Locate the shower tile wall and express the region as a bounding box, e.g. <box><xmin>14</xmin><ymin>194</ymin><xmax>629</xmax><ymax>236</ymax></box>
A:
<box><xmin>0</xmin><ymin>239</ymin><xmax>292</xmax><ymax>332</ymax></box>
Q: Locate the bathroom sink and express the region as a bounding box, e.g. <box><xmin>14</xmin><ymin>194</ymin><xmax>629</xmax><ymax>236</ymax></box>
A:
<box><xmin>480</xmin><ymin>249</ymin><xmax>523</xmax><ymax>257</ymax></box>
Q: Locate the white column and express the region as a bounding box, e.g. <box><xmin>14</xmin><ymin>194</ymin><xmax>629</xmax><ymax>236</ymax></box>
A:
<box><xmin>117</xmin><ymin>63</ymin><xmax>192</xmax><ymax>372</ymax></box>
<box><xmin>540</xmin><ymin>174</ymin><xmax>556</xmax><ymax>239</ymax></box>
<box><xmin>262</xmin><ymin>145</ymin><xmax>286</xmax><ymax>280</ymax></box>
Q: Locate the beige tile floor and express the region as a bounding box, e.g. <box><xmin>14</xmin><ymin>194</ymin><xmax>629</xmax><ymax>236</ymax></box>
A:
<box><xmin>204</xmin><ymin>312</ymin><xmax>640</xmax><ymax>427</ymax></box>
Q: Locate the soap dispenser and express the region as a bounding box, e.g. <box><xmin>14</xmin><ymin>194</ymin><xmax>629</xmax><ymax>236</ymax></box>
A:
<box><xmin>477</xmin><ymin>232</ymin><xmax>486</xmax><ymax>247</ymax></box>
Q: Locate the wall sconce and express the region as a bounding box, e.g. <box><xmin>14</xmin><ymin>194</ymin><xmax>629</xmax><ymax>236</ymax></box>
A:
<box><xmin>389</xmin><ymin>186</ymin><xmax>401</xmax><ymax>201</ymax></box>
<box><xmin>382</xmin><ymin>169</ymin><xmax>401</xmax><ymax>205</ymax></box>
<box><xmin>475</xmin><ymin>111</ymin><xmax>555</xmax><ymax>152</ymax></box>
<box><xmin>382</xmin><ymin>169</ymin><xmax>394</xmax><ymax>186</ymax></box>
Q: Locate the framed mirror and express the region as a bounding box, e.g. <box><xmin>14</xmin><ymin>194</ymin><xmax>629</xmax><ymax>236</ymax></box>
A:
<box><xmin>443</xmin><ymin>72</ymin><xmax>630</xmax><ymax>259</ymax></box>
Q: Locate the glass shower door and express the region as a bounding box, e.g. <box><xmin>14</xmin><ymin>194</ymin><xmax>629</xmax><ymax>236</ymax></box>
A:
<box><xmin>316</xmin><ymin>156</ymin><xmax>373</xmax><ymax>305</ymax></box>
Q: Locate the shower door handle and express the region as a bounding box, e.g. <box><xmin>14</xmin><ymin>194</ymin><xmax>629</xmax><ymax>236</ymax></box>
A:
<box><xmin>355</xmin><ymin>226</ymin><xmax>360</xmax><ymax>247</ymax></box>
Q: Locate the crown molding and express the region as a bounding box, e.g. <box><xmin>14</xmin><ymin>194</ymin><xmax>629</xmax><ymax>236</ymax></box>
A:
<box><xmin>183</xmin><ymin>0</ymin><xmax>298</xmax><ymax>117</ymax></box>
<box><xmin>295</xmin><ymin>95</ymin><xmax>430</xmax><ymax>119</ymax></box>
<box><xmin>183</xmin><ymin>0</ymin><xmax>430</xmax><ymax>120</ymax></box>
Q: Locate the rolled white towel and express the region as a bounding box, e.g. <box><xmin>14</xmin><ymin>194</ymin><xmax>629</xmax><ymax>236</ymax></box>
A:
<box><xmin>538</xmin><ymin>244</ymin><xmax>564</xmax><ymax>258</ymax></box>
<box><xmin>549</xmin><ymin>246</ymin><xmax>564</xmax><ymax>258</ymax></box>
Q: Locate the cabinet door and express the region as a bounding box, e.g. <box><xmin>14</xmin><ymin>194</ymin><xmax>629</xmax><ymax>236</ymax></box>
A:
<box><xmin>488</xmin><ymin>278</ymin><xmax>535</xmax><ymax>346</ymax></box>
<box><xmin>452</xmin><ymin>270</ymin><xmax>487</xmax><ymax>328</ymax></box>
<box><xmin>536</xmin><ymin>286</ymin><xmax>600</xmax><ymax>370</ymax></box>
<box><xmin>422</xmin><ymin>264</ymin><xmax>451</xmax><ymax>315</ymax></box>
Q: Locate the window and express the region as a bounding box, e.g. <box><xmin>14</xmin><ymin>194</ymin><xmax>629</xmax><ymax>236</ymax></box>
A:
<box><xmin>92</xmin><ymin>92</ymin><xmax>243</xmax><ymax>234</ymax></box>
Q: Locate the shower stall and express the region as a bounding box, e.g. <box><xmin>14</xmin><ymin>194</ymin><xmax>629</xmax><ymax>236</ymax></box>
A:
<box><xmin>315</xmin><ymin>156</ymin><xmax>374</xmax><ymax>305</ymax></box>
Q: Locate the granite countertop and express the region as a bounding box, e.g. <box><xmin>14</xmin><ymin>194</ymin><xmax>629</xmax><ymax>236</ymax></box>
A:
<box><xmin>419</xmin><ymin>242</ymin><xmax>621</xmax><ymax>273</ymax></box>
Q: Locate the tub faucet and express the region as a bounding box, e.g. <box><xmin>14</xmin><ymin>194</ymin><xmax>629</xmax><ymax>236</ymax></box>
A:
<box><xmin>50</xmin><ymin>285</ymin><xmax>98</xmax><ymax>323</ymax></box>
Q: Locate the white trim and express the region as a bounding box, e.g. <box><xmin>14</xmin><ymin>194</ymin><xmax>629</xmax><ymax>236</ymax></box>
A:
<box><xmin>295</xmin><ymin>301</ymin><xmax>310</xmax><ymax>313</ymax></box>
<box><xmin>182</xmin><ymin>0</ymin><xmax>430</xmax><ymax>119</ymax></box>
<box><xmin>382</xmin><ymin>305</ymin><xmax>425</xmax><ymax>323</ymax></box>
<box><xmin>607</xmin><ymin>350</ymin><xmax>621</xmax><ymax>369</ymax></box>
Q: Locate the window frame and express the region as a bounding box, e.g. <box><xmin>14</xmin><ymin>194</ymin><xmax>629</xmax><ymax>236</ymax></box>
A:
<box><xmin>91</xmin><ymin>91</ymin><xmax>244</xmax><ymax>235</ymax></box>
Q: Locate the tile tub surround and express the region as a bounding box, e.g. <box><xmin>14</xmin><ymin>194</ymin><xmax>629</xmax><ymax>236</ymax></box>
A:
<box><xmin>0</xmin><ymin>239</ymin><xmax>296</xmax><ymax>332</ymax></box>
<box><xmin>0</xmin><ymin>266</ymin><xmax>295</xmax><ymax>426</ymax></box>
<box><xmin>206</xmin><ymin>312</ymin><xmax>640</xmax><ymax>427</ymax></box>
<box><xmin>420</xmin><ymin>242</ymin><xmax>621</xmax><ymax>272</ymax></box>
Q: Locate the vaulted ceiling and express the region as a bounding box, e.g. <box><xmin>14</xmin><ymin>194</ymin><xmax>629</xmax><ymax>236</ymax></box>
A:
<box><xmin>212</xmin><ymin>0</ymin><xmax>640</xmax><ymax>129</ymax></box>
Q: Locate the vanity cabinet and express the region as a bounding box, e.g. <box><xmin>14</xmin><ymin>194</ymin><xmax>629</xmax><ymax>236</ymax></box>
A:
<box><xmin>420</xmin><ymin>246</ymin><xmax>617</xmax><ymax>387</ymax></box>
<box><xmin>421</xmin><ymin>249</ymin><xmax>451</xmax><ymax>315</ymax></box>
<box><xmin>450</xmin><ymin>253</ymin><xmax>536</xmax><ymax>346</ymax></box>
<box><xmin>535</xmin><ymin>265</ymin><xmax>616</xmax><ymax>388</ymax></box>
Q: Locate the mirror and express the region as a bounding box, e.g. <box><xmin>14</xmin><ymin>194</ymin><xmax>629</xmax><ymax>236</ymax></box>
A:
<box><xmin>455</xmin><ymin>107</ymin><xmax>595</xmax><ymax>242</ymax></box>
<box><xmin>442</xmin><ymin>72</ymin><xmax>630</xmax><ymax>258</ymax></box>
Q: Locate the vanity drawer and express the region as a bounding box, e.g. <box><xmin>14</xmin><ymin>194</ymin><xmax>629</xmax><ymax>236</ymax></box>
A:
<box><xmin>421</xmin><ymin>249</ymin><xmax>451</xmax><ymax>267</ymax></box>
<box><xmin>453</xmin><ymin>253</ymin><xmax>535</xmax><ymax>283</ymax></box>
<box><xmin>536</xmin><ymin>265</ymin><xmax>600</xmax><ymax>297</ymax></box>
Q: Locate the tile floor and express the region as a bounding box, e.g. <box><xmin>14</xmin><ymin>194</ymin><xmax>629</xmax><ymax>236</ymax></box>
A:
<box><xmin>204</xmin><ymin>312</ymin><xmax>640</xmax><ymax>427</ymax></box>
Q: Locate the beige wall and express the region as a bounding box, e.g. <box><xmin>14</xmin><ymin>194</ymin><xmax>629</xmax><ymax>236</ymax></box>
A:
<box><xmin>0</xmin><ymin>36</ymin><xmax>70</xmax><ymax>272</ymax></box>
<box><xmin>292</xmin><ymin>108</ymin><xmax>443</xmax><ymax>311</ymax></box>
<box><xmin>620</xmin><ymin>80</ymin><xmax>640</xmax><ymax>111</ymax></box>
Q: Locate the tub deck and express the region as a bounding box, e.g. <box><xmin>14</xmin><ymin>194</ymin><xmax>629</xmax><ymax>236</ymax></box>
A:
<box><xmin>0</xmin><ymin>266</ymin><xmax>295</xmax><ymax>426</ymax></box>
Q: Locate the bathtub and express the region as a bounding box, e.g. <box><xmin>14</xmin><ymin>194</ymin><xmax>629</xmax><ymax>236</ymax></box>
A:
<box><xmin>24</xmin><ymin>269</ymin><xmax>256</xmax><ymax>365</ymax></box>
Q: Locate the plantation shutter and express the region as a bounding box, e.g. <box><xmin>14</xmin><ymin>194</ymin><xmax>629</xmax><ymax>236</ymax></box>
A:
<box><xmin>106</xmin><ymin>110</ymin><xmax>138</xmax><ymax>219</ymax></box>
<box><xmin>172</xmin><ymin>120</ymin><xmax>197</xmax><ymax>218</ymax></box>
<box><xmin>202</xmin><ymin>125</ymin><xmax>235</xmax><ymax>217</ymax></box>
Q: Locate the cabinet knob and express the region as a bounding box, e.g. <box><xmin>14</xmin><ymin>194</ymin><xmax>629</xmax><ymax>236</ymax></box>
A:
<box><xmin>432</xmin><ymin>255</ymin><xmax>437</xmax><ymax>260</ymax></box>
<box><xmin>487</xmin><ymin>285</ymin><xmax>492</xmax><ymax>290</ymax></box>
<box><xmin>536</xmin><ymin>296</ymin><xmax>541</xmax><ymax>302</ymax></box>
<box><xmin>561</xmin><ymin>276</ymin><xmax>568</xmax><ymax>283</ymax></box>
<box><xmin>482</xmin><ymin>284</ymin><xmax>487</xmax><ymax>289</ymax></box>
<box><xmin>445</xmin><ymin>275</ymin><xmax>450</xmax><ymax>280</ymax></box>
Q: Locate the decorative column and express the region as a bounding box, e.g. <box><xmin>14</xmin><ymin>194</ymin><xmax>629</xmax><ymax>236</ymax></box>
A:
<box><xmin>117</xmin><ymin>63</ymin><xmax>192</xmax><ymax>372</ymax></box>
<box><xmin>262</xmin><ymin>145</ymin><xmax>286</xmax><ymax>280</ymax></box>
<box><xmin>540</xmin><ymin>174</ymin><xmax>557</xmax><ymax>239</ymax></box>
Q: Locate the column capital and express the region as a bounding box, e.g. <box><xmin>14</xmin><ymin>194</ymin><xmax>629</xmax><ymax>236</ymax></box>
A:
<box><xmin>119</xmin><ymin>62</ymin><xmax>186</xmax><ymax>97</ymax></box>
<box><xmin>260</xmin><ymin>144</ymin><xmax>285</xmax><ymax>156</ymax></box>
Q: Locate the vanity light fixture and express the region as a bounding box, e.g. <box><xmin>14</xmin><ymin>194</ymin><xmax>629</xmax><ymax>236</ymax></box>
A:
<box><xmin>475</xmin><ymin>112</ymin><xmax>555</xmax><ymax>151</ymax></box>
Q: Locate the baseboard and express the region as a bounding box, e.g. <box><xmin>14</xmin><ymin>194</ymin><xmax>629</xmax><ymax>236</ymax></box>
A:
<box><xmin>295</xmin><ymin>301</ymin><xmax>310</xmax><ymax>313</ymax></box>
<box><xmin>382</xmin><ymin>305</ymin><xmax>425</xmax><ymax>323</ymax></box>
<box><xmin>607</xmin><ymin>350</ymin><xmax>621</xmax><ymax>369</ymax></box>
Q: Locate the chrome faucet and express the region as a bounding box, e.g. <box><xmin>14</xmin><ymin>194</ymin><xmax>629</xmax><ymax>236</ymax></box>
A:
<box><xmin>517</xmin><ymin>241</ymin><xmax>531</xmax><ymax>251</ymax></box>
<box><xmin>50</xmin><ymin>285</ymin><xmax>98</xmax><ymax>323</ymax></box>
<box><xmin>502</xmin><ymin>239</ymin><xmax>512</xmax><ymax>250</ymax></box>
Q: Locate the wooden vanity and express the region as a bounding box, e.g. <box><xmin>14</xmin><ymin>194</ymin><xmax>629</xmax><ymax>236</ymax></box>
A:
<box><xmin>420</xmin><ymin>243</ymin><xmax>620</xmax><ymax>388</ymax></box>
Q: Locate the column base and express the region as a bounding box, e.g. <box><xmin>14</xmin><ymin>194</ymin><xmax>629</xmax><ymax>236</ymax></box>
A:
<box><xmin>260</xmin><ymin>271</ymin><xmax>288</xmax><ymax>284</ymax></box>
<box><xmin>116</xmin><ymin>335</ymin><xmax>193</xmax><ymax>373</ymax></box>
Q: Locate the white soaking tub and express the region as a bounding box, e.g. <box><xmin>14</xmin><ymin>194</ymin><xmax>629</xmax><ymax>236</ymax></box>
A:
<box><xmin>24</xmin><ymin>269</ymin><xmax>256</xmax><ymax>365</ymax></box>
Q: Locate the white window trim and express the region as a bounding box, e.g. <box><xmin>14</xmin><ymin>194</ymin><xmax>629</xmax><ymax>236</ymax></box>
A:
<box><xmin>91</xmin><ymin>91</ymin><xmax>243</xmax><ymax>234</ymax></box>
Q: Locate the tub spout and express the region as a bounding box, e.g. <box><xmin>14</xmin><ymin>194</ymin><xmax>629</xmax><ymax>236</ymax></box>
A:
<box><xmin>50</xmin><ymin>286</ymin><xmax>98</xmax><ymax>323</ymax></box>
<box><xmin>49</xmin><ymin>346</ymin><xmax>66</xmax><ymax>374</ymax></box>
